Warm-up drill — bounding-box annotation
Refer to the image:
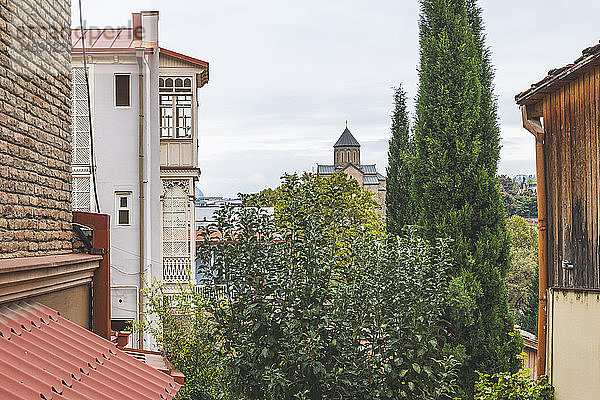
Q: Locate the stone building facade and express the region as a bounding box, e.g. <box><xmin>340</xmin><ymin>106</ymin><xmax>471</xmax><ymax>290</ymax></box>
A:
<box><xmin>0</xmin><ymin>0</ymin><xmax>73</xmax><ymax>258</ymax></box>
<box><xmin>317</xmin><ymin>126</ymin><xmax>386</xmax><ymax>216</ymax></box>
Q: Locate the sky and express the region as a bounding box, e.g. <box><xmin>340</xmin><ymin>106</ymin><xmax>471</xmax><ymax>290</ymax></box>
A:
<box><xmin>73</xmin><ymin>1</ymin><xmax>600</xmax><ymax>197</ymax></box>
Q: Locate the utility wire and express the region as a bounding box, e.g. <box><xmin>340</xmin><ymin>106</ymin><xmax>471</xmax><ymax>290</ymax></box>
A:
<box><xmin>78</xmin><ymin>0</ymin><xmax>101</xmax><ymax>212</ymax></box>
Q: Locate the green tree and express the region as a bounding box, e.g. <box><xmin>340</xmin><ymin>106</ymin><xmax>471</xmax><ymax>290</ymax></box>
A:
<box><xmin>514</xmin><ymin>192</ymin><xmax>538</xmax><ymax>219</ymax></box>
<box><xmin>141</xmin><ymin>283</ymin><xmax>237</xmax><ymax>400</ymax></box>
<box><xmin>386</xmin><ymin>85</ymin><xmax>413</xmax><ymax>235</ymax></box>
<box><xmin>412</xmin><ymin>0</ymin><xmax>521</xmax><ymax>396</ymax></box>
<box><xmin>197</xmin><ymin>176</ymin><xmax>460</xmax><ymax>399</ymax></box>
<box><xmin>505</xmin><ymin>216</ymin><xmax>539</xmax><ymax>333</ymax></box>
<box><xmin>498</xmin><ymin>175</ymin><xmax>519</xmax><ymax>197</ymax></box>
<box><xmin>475</xmin><ymin>366</ymin><xmax>552</xmax><ymax>400</ymax></box>
<box><xmin>243</xmin><ymin>187</ymin><xmax>279</xmax><ymax>208</ymax></box>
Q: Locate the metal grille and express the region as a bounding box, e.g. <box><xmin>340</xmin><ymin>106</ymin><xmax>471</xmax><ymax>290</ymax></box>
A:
<box><xmin>71</xmin><ymin>68</ymin><xmax>90</xmax><ymax>166</ymax></box>
<box><xmin>72</xmin><ymin>176</ymin><xmax>91</xmax><ymax>212</ymax></box>
<box><xmin>163</xmin><ymin>182</ymin><xmax>191</xmax><ymax>282</ymax></box>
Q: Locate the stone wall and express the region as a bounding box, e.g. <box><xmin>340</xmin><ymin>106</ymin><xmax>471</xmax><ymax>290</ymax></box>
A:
<box><xmin>0</xmin><ymin>0</ymin><xmax>73</xmax><ymax>258</ymax></box>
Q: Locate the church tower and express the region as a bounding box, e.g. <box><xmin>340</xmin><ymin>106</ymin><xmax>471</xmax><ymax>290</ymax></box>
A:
<box><xmin>333</xmin><ymin>125</ymin><xmax>360</xmax><ymax>166</ymax></box>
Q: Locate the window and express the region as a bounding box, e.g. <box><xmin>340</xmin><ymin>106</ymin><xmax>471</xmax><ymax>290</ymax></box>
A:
<box><xmin>159</xmin><ymin>77</ymin><xmax>193</xmax><ymax>138</ymax></box>
<box><xmin>115</xmin><ymin>192</ymin><xmax>132</xmax><ymax>225</ymax></box>
<box><xmin>115</xmin><ymin>74</ymin><xmax>131</xmax><ymax>107</ymax></box>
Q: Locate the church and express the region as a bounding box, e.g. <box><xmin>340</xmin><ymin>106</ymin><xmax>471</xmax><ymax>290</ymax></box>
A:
<box><xmin>316</xmin><ymin>126</ymin><xmax>386</xmax><ymax>216</ymax></box>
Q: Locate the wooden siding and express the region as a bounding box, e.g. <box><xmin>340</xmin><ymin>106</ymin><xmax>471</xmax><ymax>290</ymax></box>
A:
<box><xmin>542</xmin><ymin>66</ymin><xmax>600</xmax><ymax>288</ymax></box>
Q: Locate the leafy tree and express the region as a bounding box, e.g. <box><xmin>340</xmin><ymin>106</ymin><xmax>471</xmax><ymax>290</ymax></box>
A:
<box><xmin>498</xmin><ymin>175</ymin><xmax>519</xmax><ymax>197</ymax></box>
<box><xmin>243</xmin><ymin>187</ymin><xmax>279</xmax><ymax>208</ymax></box>
<box><xmin>520</xmin><ymin>264</ymin><xmax>539</xmax><ymax>335</ymax></box>
<box><xmin>196</xmin><ymin>174</ymin><xmax>460</xmax><ymax>400</ymax></box>
<box><xmin>514</xmin><ymin>192</ymin><xmax>538</xmax><ymax>219</ymax></box>
<box><xmin>141</xmin><ymin>283</ymin><xmax>237</xmax><ymax>400</ymax></box>
<box><xmin>505</xmin><ymin>216</ymin><xmax>539</xmax><ymax>333</ymax></box>
<box><xmin>506</xmin><ymin>215</ymin><xmax>537</xmax><ymax>249</ymax></box>
<box><xmin>386</xmin><ymin>85</ymin><xmax>413</xmax><ymax>235</ymax></box>
<box><xmin>475</xmin><ymin>364</ymin><xmax>553</xmax><ymax>400</ymax></box>
<box><xmin>412</xmin><ymin>0</ymin><xmax>521</xmax><ymax>395</ymax></box>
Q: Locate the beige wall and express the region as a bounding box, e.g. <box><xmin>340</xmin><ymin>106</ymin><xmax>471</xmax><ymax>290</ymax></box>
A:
<box><xmin>548</xmin><ymin>289</ymin><xmax>600</xmax><ymax>400</ymax></box>
<box><xmin>32</xmin><ymin>285</ymin><xmax>91</xmax><ymax>329</ymax></box>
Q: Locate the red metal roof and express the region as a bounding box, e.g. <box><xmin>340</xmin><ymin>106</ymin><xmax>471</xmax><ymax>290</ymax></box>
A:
<box><xmin>159</xmin><ymin>48</ymin><xmax>209</xmax><ymax>68</ymax></box>
<box><xmin>72</xmin><ymin>28</ymin><xmax>144</xmax><ymax>53</ymax></box>
<box><xmin>0</xmin><ymin>301</ymin><xmax>180</xmax><ymax>399</ymax></box>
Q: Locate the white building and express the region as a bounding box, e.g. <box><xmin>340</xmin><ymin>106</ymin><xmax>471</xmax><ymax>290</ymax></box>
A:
<box><xmin>71</xmin><ymin>11</ymin><xmax>209</xmax><ymax>349</ymax></box>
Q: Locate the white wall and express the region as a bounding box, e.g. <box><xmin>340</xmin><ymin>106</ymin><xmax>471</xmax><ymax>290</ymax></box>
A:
<box><xmin>88</xmin><ymin>57</ymin><xmax>161</xmax><ymax>347</ymax></box>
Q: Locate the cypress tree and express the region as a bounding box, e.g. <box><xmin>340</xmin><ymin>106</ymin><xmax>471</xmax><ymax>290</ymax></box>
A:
<box><xmin>386</xmin><ymin>85</ymin><xmax>412</xmax><ymax>235</ymax></box>
<box><xmin>413</xmin><ymin>0</ymin><xmax>521</xmax><ymax>397</ymax></box>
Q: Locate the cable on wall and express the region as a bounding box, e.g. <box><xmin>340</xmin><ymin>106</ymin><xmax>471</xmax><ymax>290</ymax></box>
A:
<box><xmin>77</xmin><ymin>0</ymin><xmax>101</xmax><ymax>213</ymax></box>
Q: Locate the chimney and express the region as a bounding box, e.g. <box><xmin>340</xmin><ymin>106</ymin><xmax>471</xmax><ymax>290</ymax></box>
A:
<box><xmin>132</xmin><ymin>13</ymin><xmax>142</xmax><ymax>41</ymax></box>
<box><xmin>141</xmin><ymin>11</ymin><xmax>159</xmax><ymax>46</ymax></box>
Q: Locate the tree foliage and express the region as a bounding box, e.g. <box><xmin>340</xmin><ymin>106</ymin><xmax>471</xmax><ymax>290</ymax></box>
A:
<box><xmin>505</xmin><ymin>216</ymin><xmax>539</xmax><ymax>334</ymax></box>
<box><xmin>475</xmin><ymin>365</ymin><xmax>553</xmax><ymax>400</ymax></box>
<box><xmin>386</xmin><ymin>85</ymin><xmax>413</xmax><ymax>235</ymax></box>
<box><xmin>141</xmin><ymin>283</ymin><xmax>237</xmax><ymax>400</ymax></box>
<box><xmin>195</xmin><ymin>174</ymin><xmax>460</xmax><ymax>400</ymax></box>
<box><xmin>411</xmin><ymin>0</ymin><xmax>521</xmax><ymax>395</ymax></box>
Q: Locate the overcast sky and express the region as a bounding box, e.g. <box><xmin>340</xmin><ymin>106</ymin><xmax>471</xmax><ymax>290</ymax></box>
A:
<box><xmin>73</xmin><ymin>1</ymin><xmax>600</xmax><ymax>196</ymax></box>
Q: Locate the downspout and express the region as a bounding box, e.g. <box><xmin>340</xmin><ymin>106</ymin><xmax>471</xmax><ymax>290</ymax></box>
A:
<box><xmin>520</xmin><ymin>105</ymin><xmax>548</xmax><ymax>378</ymax></box>
<box><xmin>136</xmin><ymin>48</ymin><xmax>146</xmax><ymax>349</ymax></box>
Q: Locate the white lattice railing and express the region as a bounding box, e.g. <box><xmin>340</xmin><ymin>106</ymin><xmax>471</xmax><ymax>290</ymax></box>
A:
<box><xmin>163</xmin><ymin>257</ymin><xmax>192</xmax><ymax>282</ymax></box>
<box><xmin>195</xmin><ymin>284</ymin><xmax>228</xmax><ymax>301</ymax></box>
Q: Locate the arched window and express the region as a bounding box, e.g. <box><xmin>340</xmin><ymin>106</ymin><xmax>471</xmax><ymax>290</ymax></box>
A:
<box><xmin>347</xmin><ymin>150</ymin><xmax>351</xmax><ymax>163</ymax></box>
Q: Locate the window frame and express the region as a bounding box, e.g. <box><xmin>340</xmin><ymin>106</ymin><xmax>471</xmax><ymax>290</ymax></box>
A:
<box><xmin>114</xmin><ymin>73</ymin><xmax>132</xmax><ymax>108</ymax></box>
<box><xmin>115</xmin><ymin>191</ymin><xmax>133</xmax><ymax>226</ymax></box>
<box><xmin>159</xmin><ymin>76</ymin><xmax>193</xmax><ymax>139</ymax></box>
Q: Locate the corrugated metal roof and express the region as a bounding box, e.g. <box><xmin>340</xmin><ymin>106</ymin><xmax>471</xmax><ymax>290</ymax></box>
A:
<box><xmin>317</xmin><ymin>165</ymin><xmax>336</xmax><ymax>175</ymax></box>
<box><xmin>333</xmin><ymin>128</ymin><xmax>360</xmax><ymax>147</ymax></box>
<box><xmin>0</xmin><ymin>300</ymin><xmax>180</xmax><ymax>400</ymax></box>
<box><xmin>363</xmin><ymin>176</ymin><xmax>379</xmax><ymax>185</ymax></box>
<box><xmin>360</xmin><ymin>165</ymin><xmax>377</xmax><ymax>175</ymax></box>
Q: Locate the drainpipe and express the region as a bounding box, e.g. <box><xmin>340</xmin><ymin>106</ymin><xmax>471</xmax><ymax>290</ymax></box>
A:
<box><xmin>136</xmin><ymin>47</ymin><xmax>146</xmax><ymax>349</ymax></box>
<box><xmin>520</xmin><ymin>105</ymin><xmax>547</xmax><ymax>378</ymax></box>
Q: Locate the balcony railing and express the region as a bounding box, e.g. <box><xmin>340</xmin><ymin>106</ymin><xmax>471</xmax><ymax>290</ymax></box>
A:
<box><xmin>163</xmin><ymin>257</ymin><xmax>192</xmax><ymax>282</ymax></box>
<box><xmin>195</xmin><ymin>284</ymin><xmax>228</xmax><ymax>301</ymax></box>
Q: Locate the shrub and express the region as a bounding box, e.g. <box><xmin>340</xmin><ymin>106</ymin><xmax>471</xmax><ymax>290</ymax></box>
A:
<box><xmin>475</xmin><ymin>365</ymin><xmax>553</xmax><ymax>400</ymax></box>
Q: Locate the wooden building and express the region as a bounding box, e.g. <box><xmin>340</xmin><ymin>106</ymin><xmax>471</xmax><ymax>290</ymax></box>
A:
<box><xmin>516</xmin><ymin>41</ymin><xmax>600</xmax><ymax>400</ymax></box>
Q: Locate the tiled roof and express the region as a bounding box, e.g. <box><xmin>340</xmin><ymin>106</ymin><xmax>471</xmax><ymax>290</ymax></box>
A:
<box><xmin>0</xmin><ymin>301</ymin><xmax>180</xmax><ymax>399</ymax></box>
<box><xmin>378</xmin><ymin>184</ymin><xmax>386</xmax><ymax>191</ymax></box>
<box><xmin>376</xmin><ymin>172</ymin><xmax>386</xmax><ymax>181</ymax></box>
<box><xmin>334</xmin><ymin>128</ymin><xmax>360</xmax><ymax>147</ymax></box>
<box><xmin>363</xmin><ymin>176</ymin><xmax>379</xmax><ymax>185</ymax></box>
<box><xmin>516</xmin><ymin>41</ymin><xmax>600</xmax><ymax>105</ymax></box>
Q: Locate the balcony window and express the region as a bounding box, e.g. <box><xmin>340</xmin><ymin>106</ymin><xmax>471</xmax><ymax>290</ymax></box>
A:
<box><xmin>159</xmin><ymin>77</ymin><xmax>193</xmax><ymax>139</ymax></box>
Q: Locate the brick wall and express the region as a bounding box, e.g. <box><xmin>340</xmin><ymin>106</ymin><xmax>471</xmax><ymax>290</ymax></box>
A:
<box><xmin>0</xmin><ymin>0</ymin><xmax>73</xmax><ymax>258</ymax></box>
